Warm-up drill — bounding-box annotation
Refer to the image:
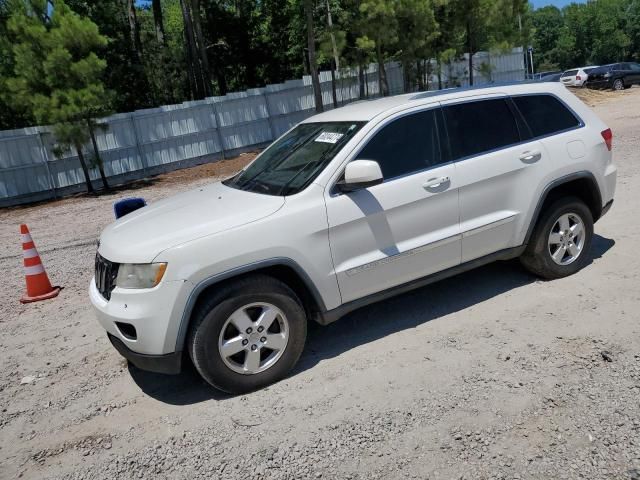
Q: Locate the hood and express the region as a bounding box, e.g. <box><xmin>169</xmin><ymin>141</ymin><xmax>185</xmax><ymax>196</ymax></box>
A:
<box><xmin>98</xmin><ymin>182</ymin><xmax>284</xmax><ymax>263</ymax></box>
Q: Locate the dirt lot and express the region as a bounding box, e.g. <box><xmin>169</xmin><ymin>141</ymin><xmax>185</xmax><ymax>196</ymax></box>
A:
<box><xmin>1</xmin><ymin>88</ymin><xmax>639</xmax><ymax>480</ymax></box>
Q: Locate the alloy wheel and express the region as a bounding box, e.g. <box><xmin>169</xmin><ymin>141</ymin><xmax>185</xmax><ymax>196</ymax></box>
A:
<box><xmin>548</xmin><ymin>213</ymin><xmax>586</xmax><ymax>266</ymax></box>
<box><xmin>218</xmin><ymin>302</ymin><xmax>289</xmax><ymax>375</ymax></box>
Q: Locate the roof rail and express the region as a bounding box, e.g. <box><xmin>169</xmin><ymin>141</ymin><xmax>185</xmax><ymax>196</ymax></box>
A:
<box><xmin>410</xmin><ymin>79</ymin><xmax>540</xmax><ymax>101</ymax></box>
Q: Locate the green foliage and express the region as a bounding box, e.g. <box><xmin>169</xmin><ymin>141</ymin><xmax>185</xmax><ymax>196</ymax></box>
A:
<box><xmin>5</xmin><ymin>0</ymin><xmax>113</xmax><ymax>191</ymax></box>
<box><xmin>530</xmin><ymin>0</ymin><xmax>638</xmax><ymax>71</ymax></box>
<box><xmin>1</xmin><ymin>0</ymin><xmax>636</xmax><ymax>133</ymax></box>
<box><xmin>7</xmin><ymin>0</ymin><xmax>111</xmax><ymax>137</ymax></box>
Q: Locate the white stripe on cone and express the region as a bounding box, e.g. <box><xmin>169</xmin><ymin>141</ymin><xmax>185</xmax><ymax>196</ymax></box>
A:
<box><xmin>24</xmin><ymin>264</ymin><xmax>45</xmax><ymax>276</ymax></box>
<box><xmin>21</xmin><ymin>233</ymin><xmax>33</xmax><ymax>243</ymax></box>
<box><xmin>23</xmin><ymin>248</ymin><xmax>39</xmax><ymax>259</ymax></box>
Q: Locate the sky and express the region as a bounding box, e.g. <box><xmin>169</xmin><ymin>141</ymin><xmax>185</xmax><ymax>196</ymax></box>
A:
<box><xmin>530</xmin><ymin>0</ymin><xmax>586</xmax><ymax>8</ymax></box>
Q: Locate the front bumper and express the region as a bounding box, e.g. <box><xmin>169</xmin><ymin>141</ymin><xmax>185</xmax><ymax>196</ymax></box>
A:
<box><xmin>89</xmin><ymin>277</ymin><xmax>193</xmax><ymax>357</ymax></box>
<box><xmin>108</xmin><ymin>334</ymin><xmax>182</xmax><ymax>374</ymax></box>
<box><xmin>600</xmin><ymin>199</ymin><xmax>614</xmax><ymax>218</ymax></box>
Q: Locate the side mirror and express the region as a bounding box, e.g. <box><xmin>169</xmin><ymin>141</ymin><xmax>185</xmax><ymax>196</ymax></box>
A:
<box><xmin>337</xmin><ymin>160</ymin><xmax>383</xmax><ymax>193</ymax></box>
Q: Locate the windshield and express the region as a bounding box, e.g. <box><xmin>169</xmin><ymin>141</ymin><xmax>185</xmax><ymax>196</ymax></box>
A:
<box><xmin>224</xmin><ymin>121</ymin><xmax>364</xmax><ymax>196</ymax></box>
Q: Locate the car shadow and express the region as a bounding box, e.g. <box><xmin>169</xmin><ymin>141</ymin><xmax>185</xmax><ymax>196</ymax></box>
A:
<box><xmin>128</xmin><ymin>234</ymin><xmax>614</xmax><ymax>405</ymax></box>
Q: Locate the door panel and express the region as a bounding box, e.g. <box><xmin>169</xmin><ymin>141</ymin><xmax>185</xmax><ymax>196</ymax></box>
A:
<box><xmin>326</xmin><ymin>164</ymin><xmax>460</xmax><ymax>303</ymax></box>
<box><xmin>440</xmin><ymin>96</ymin><xmax>550</xmax><ymax>263</ymax></box>
<box><xmin>454</xmin><ymin>141</ymin><xmax>547</xmax><ymax>262</ymax></box>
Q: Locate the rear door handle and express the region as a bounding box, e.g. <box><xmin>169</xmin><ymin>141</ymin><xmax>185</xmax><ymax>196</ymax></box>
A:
<box><xmin>519</xmin><ymin>150</ymin><xmax>542</xmax><ymax>163</ymax></box>
<box><xmin>423</xmin><ymin>176</ymin><xmax>450</xmax><ymax>189</ymax></box>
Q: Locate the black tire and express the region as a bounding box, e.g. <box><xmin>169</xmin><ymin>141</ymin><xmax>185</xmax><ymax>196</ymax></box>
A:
<box><xmin>187</xmin><ymin>275</ymin><xmax>307</xmax><ymax>394</ymax></box>
<box><xmin>520</xmin><ymin>196</ymin><xmax>594</xmax><ymax>280</ymax></box>
<box><xmin>613</xmin><ymin>78</ymin><xmax>625</xmax><ymax>91</ymax></box>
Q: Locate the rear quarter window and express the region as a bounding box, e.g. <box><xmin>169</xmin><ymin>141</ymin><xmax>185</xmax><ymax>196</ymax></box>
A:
<box><xmin>512</xmin><ymin>94</ymin><xmax>581</xmax><ymax>138</ymax></box>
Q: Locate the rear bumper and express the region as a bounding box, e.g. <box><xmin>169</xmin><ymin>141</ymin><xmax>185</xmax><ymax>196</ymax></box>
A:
<box><xmin>108</xmin><ymin>333</ymin><xmax>182</xmax><ymax>374</ymax></box>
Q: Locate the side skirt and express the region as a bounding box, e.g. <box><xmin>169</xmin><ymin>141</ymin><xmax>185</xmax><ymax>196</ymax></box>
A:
<box><xmin>316</xmin><ymin>245</ymin><xmax>526</xmax><ymax>325</ymax></box>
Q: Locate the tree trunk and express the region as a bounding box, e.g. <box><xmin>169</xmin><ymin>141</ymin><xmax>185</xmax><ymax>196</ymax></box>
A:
<box><xmin>151</xmin><ymin>0</ymin><xmax>165</xmax><ymax>45</ymax></box>
<box><xmin>304</xmin><ymin>0</ymin><xmax>323</xmax><ymax>113</ymax></box>
<box><xmin>190</xmin><ymin>0</ymin><xmax>213</xmax><ymax>97</ymax></box>
<box><xmin>184</xmin><ymin>26</ymin><xmax>198</xmax><ymax>99</ymax></box>
<box><xmin>466</xmin><ymin>20</ymin><xmax>474</xmax><ymax>86</ymax></box>
<box><xmin>216</xmin><ymin>68</ymin><xmax>228</xmax><ymax>96</ymax></box>
<box><xmin>180</xmin><ymin>0</ymin><xmax>205</xmax><ymax>98</ymax></box>
<box><xmin>125</xmin><ymin>0</ymin><xmax>143</xmax><ymax>61</ymax></box>
<box><xmin>330</xmin><ymin>60</ymin><xmax>338</xmax><ymax>108</ymax></box>
<box><xmin>325</xmin><ymin>0</ymin><xmax>340</xmax><ymax>70</ymax></box>
<box><xmin>87</xmin><ymin>119</ymin><xmax>109</xmax><ymax>191</ymax></box>
<box><xmin>75</xmin><ymin>144</ymin><xmax>95</xmax><ymax>194</ymax></box>
<box><xmin>376</xmin><ymin>43</ymin><xmax>389</xmax><ymax>96</ymax></box>
<box><xmin>365</xmin><ymin>64</ymin><xmax>369</xmax><ymax>98</ymax></box>
<box><xmin>358</xmin><ymin>64</ymin><xmax>365</xmax><ymax>99</ymax></box>
<box><xmin>437</xmin><ymin>59</ymin><xmax>442</xmax><ymax>90</ymax></box>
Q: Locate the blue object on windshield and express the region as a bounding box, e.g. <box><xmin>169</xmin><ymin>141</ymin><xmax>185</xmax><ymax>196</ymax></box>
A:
<box><xmin>113</xmin><ymin>197</ymin><xmax>146</xmax><ymax>219</ymax></box>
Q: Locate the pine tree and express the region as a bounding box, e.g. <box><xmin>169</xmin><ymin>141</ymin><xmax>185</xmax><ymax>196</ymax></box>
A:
<box><xmin>6</xmin><ymin>0</ymin><xmax>113</xmax><ymax>193</ymax></box>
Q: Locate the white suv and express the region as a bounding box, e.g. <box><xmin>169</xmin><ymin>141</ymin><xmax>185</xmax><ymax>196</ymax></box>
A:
<box><xmin>561</xmin><ymin>66</ymin><xmax>599</xmax><ymax>87</ymax></box>
<box><xmin>91</xmin><ymin>82</ymin><xmax>617</xmax><ymax>393</ymax></box>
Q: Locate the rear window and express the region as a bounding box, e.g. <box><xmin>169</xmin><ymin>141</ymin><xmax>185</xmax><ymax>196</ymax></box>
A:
<box><xmin>512</xmin><ymin>95</ymin><xmax>581</xmax><ymax>138</ymax></box>
<box><xmin>442</xmin><ymin>98</ymin><xmax>521</xmax><ymax>160</ymax></box>
<box><xmin>562</xmin><ymin>70</ymin><xmax>578</xmax><ymax>77</ymax></box>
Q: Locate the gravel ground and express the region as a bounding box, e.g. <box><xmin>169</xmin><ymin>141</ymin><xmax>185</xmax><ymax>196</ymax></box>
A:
<box><xmin>1</xmin><ymin>89</ymin><xmax>639</xmax><ymax>480</ymax></box>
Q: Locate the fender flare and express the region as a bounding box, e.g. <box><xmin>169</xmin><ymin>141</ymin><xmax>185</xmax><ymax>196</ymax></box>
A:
<box><xmin>173</xmin><ymin>257</ymin><xmax>328</xmax><ymax>352</ymax></box>
<box><xmin>524</xmin><ymin>171</ymin><xmax>602</xmax><ymax>245</ymax></box>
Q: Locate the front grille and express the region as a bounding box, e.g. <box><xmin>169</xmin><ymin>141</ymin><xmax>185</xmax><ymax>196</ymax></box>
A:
<box><xmin>95</xmin><ymin>253</ymin><xmax>119</xmax><ymax>300</ymax></box>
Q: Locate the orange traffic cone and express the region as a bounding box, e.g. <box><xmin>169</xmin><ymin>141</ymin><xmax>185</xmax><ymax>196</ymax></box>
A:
<box><xmin>20</xmin><ymin>224</ymin><xmax>61</xmax><ymax>304</ymax></box>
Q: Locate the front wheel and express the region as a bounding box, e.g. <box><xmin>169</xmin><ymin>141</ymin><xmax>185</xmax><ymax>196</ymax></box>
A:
<box><xmin>188</xmin><ymin>275</ymin><xmax>307</xmax><ymax>394</ymax></box>
<box><xmin>520</xmin><ymin>197</ymin><xmax>594</xmax><ymax>279</ymax></box>
<box><xmin>613</xmin><ymin>78</ymin><xmax>625</xmax><ymax>91</ymax></box>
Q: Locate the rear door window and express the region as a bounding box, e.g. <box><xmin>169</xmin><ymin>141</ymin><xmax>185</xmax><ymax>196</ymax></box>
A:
<box><xmin>441</xmin><ymin>98</ymin><xmax>521</xmax><ymax>160</ymax></box>
<box><xmin>357</xmin><ymin>109</ymin><xmax>443</xmax><ymax>179</ymax></box>
<box><xmin>512</xmin><ymin>94</ymin><xmax>581</xmax><ymax>138</ymax></box>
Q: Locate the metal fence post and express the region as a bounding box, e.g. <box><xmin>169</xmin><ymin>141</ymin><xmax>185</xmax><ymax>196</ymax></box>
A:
<box><xmin>129</xmin><ymin>113</ymin><xmax>148</xmax><ymax>173</ymax></box>
<box><xmin>38</xmin><ymin>130</ymin><xmax>57</xmax><ymax>200</ymax></box>
<box><xmin>262</xmin><ymin>92</ymin><xmax>277</xmax><ymax>141</ymax></box>
<box><xmin>209</xmin><ymin>100</ymin><xmax>226</xmax><ymax>160</ymax></box>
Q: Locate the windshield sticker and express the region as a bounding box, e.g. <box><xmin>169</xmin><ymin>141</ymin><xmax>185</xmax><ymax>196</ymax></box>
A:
<box><xmin>315</xmin><ymin>132</ymin><xmax>344</xmax><ymax>144</ymax></box>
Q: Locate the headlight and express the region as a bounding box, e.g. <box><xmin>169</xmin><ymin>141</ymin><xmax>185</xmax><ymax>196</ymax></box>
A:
<box><xmin>115</xmin><ymin>263</ymin><xmax>167</xmax><ymax>289</ymax></box>
<box><xmin>604</xmin><ymin>72</ymin><xmax>612</xmax><ymax>78</ymax></box>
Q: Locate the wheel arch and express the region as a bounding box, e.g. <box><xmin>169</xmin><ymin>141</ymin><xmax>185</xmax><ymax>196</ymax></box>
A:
<box><xmin>174</xmin><ymin>258</ymin><xmax>327</xmax><ymax>352</ymax></box>
<box><xmin>525</xmin><ymin>172</ymin><xmax>603</xmax><ymax>245</ymax></box>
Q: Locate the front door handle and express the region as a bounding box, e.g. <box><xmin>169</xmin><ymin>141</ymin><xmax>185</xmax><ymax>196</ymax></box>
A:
<box><xmin>519</xmin><ymin>150</ymin><xmax>542</xmax><ymax>163</ymax></box>
<box><xmin>423</xmin><ymin>176</ymin><xmax>451</xmax><ymax>190</ymax></box>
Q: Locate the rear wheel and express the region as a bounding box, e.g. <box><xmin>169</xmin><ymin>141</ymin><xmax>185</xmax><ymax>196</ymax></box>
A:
<box><xmin>520</xmin><ymin>197</ymin><xmax>593</xmax><ymax>279</ymax></box>
<box><xmin>188</xmin><ymin>275</ymin><xmax>307</xmax><ymax>394</ymax></box>
<box><xmin>613</xmin><ymin>78</ymin><xmax>625</xmax><ymax>91</ymax></box>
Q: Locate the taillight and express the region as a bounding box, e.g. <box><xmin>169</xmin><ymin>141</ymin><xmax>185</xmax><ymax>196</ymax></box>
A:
<box><xmin>576</xmin><ymin>75</ymin><xmax>581</xmax><ymax>80</ymax></box>
<box><xmin>601</xmin><ymin>128</ymin><xmax>613</xmax><ymax>151</ymax></box>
